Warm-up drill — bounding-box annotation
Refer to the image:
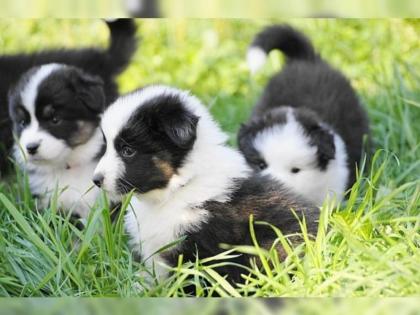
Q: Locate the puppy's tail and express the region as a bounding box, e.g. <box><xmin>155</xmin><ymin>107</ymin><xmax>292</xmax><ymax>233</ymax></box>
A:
<box><xmin>247</xmin><ymin>25</ymin><xmax>318</xmax><ymax>74</ymax></box>
<box><xmin>105</xmin><ymin>19</ymin><xmax>138</xmax><ymax>76</ymax></box>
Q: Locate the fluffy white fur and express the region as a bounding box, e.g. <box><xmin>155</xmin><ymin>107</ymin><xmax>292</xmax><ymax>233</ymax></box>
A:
<box><xmin>14</xmin><ymin>64</ymin><xmax>103</xmax><ymax>217</ymax></box>
<box><xmin>96</xmin><ymin>85</ymin><xmax>251</xmax><ymax>279</ymax></box>
<box><xmin>15</xmin><ymin>128</ymin><xmax>104</xmax><ymax>218</ymax></box>
<box><xmin>247</xmin><ymin>46</ymin><xmax>267</xmax><ymax>74</ymax></box>
<box><xmin>254</xmin><ymin>108</ymin><xmax>349</xmax><ymax>205</ymax></box>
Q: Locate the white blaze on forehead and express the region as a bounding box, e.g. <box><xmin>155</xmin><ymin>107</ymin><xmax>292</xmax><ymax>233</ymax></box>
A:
<box><xmin>21</xmin><ymin>63</ymin><xmax>63</xmax><ymax>115</ymax></box>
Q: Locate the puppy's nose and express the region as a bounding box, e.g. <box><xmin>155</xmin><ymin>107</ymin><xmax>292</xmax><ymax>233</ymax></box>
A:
<box><xmin>26</xmin><ymin>142</ymin><xmax>40</xmax><ymax>155</ymax></box>
<box><xmin>93</xmin><ymin>173</ymin><xmax>104</xmax><ymax>188</ymax></box>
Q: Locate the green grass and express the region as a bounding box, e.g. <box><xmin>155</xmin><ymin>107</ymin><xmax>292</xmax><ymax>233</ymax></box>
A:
<box><xmin>0</xmin><ymin>19</ymin><xmax>419</xmax><ymax>297</ymax></box>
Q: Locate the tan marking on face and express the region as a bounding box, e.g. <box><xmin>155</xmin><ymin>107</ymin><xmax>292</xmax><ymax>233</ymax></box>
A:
<box><xmin>70</xmin><ymin>121</ymin><xmax>96</xmax><ymax>146</ymax></box>
<box><xmin>152</xmin><ymin>157</ymin><xmax>175</xmax><ymax>179</ymax></box>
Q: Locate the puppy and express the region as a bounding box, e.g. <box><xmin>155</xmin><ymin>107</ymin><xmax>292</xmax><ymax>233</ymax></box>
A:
<box><xmin>93</xmin><ymin>85</ymin><xmax>319</xmax><ymax>284</ymax></box>
<box><xmin>239</xmin><ymin>25</ymin><xmax>370</xmax><ymax>205</ymax></box>
<box><xmin>9</xmin><ymin>64</ymin><xmax>110</xmax><ymax>217</ymax></box>
<box><xmin>0</xmin><ymin>19</ymin><xmax>137</xmax><ymax>176</ymax></box>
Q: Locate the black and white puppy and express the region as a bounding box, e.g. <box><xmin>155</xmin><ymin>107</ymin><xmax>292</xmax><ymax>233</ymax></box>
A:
<box><xmin>8</xmin><ymin>64</ymin><xmax>109</xmax><ymax>217</ymax></box>
<box><xmin>0</xmin><ymin>19</ymin><xmax>137</xmax><ymax>176</ymax></box>
<box><xmin>239</xmin><ymin>25</ymin><xmax>370</xmax><ymax>205</ymax></box>
<box><xmin>93</xmin><ymin>85</ymin><xmax>319</xmax><ymax>284</ymax></box>
<box><xmin>7</xmin><ymin>20</ymin><xmax>137</xmax><ymax>217</ymax></box>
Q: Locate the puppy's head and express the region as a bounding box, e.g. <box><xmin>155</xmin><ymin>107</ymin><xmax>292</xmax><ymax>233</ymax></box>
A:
<box><xmin>239</xmin><ymin>107</ymin><xmax>345</xmax><ymax>204</ymax></box>
<box><xmin>93</xmin><ymin>86</ymin><xmax>206</xmax><ymax>199</ymax></box>
<box><xmin>9</xmin><ymin>64</ymin><xmax>105</xmax><ymax>165</ymax></box>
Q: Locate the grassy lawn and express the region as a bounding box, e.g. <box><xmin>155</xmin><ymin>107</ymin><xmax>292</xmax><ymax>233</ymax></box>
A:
<box><xmin>0</xmin><ymin>19</ymin><xmax>419</xmax><ymax>297</ymax></box>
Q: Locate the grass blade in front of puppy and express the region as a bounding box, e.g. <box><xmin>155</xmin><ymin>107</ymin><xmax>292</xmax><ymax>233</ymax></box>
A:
<box><xmin>100</xmin><ymin>190</ymin><xmax>116</xmax><ymax>263</ymax></box>
<box><xmin>0</xmin><ymin>193</ymin><xmax>84</xmax><ymax>293</ymax></box>
<box><xmin>166</xmin><ymin>250</ymin><xmax>246</xmax><ymax>297</ymax></box>
<box><xmin>0</xmin><ymin>193</ymin><xmax>53</xmax><ymax>263</ymax></box>
<box><xmin>76</xmin><ymin>202</ymin><xmax>103</xmax><ymax>263</ymax></box>
<box><xmin>169</xmin><ymin>265</ymin><xmax>235</xmax><ymax>297</ymax></box>
<box><xmin>248</xmin><ymin>215</ymin><xmax>272</xmax><ymax>279</ymax></box>
<box><xmin>204</xmin><ymin>268</ymin><xmax>241</xmax><ymax>297</ymax></box>
<box><xmin>33</xmin><ymin>191</ymin><xmax>86</xmax><ymax>294</ymax></box>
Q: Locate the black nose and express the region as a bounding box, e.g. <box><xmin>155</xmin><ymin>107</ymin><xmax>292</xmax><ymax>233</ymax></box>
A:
<box><xmin>93</xmin><ymin>173</ymin><xmax>104</xmax><ymax>188</ymax></box>
<box><xmin>26</xmin><ymin>142</ymin><xmax>40</xmax><ymax>155</ymax></box>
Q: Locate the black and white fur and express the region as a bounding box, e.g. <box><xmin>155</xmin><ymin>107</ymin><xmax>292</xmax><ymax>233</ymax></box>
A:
<box><xmin>93</xmin><ymin>85</ymin><xmax>319</xmax><ymax>284</ymax></box>
<box><xmin>0</xmin><ymin>19</ymin><xmax>137</xmax><ymax>176</ymax></box>
<box><xmin>239</xmin><ymin>25</ymin><xmax>370</xmax><ymax>205</ymax></box>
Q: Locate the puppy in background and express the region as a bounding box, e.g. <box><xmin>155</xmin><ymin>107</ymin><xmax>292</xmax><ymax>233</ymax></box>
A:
<box><xmin>0</xmin><ymin>19</ymin><xmax>138</xmax><ymax>176</ymax></box>
<box><xmin>9</xmin><ymin>65</ymin><xmax>106</xmax><ymax>217</ymax></box>
<box><xmin>93</xmin><ymin>85</ymin><xmax>319</xmax><ymax>284</ymax></box>
<box><xmin>239</xmin><ymin>25</ymin><xmax>370</xmax><ymax>205</ymax></box>
<box><xmin>7</xmin><ymin>20</ymin><xmax>138</xmax><ymax>218</ymax></box>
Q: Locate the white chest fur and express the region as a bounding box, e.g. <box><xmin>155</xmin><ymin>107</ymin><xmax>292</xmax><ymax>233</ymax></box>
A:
<box><xmin>14</xmin><ymin>127</ymin><xmax>104</xmax><ymax>217</ymax></box>
<box><xmin>25</xmin><ymin>160</ymin><xmax>100</xmax><ymax>217</ymax></box>
<box><xmin>125</xmin><ymin>196</ymin><xmax>208</xmax><ymax>279</ymax></box>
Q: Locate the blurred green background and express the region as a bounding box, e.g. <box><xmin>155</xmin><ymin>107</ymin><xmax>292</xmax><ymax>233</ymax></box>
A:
<box><xmin>163</xmin><ymin>0</ymin><xmax>420</xmax><ymax>18</ymax></box>
<box><xmin>0</xmin><ymin>0</ymin><xmax>124</xmax><ymax>17</ymax></box>
<box><xmin>1</xmin><ymin>1</ymin><xmax>420</xmax><ymax>17</ymax></box>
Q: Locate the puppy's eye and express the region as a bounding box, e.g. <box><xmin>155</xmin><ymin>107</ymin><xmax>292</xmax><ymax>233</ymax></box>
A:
<box><xmin>121</xmin><ymin>146</ymin><xmax>136</xmax><ymax>158</ymax></box>
<box><xmin>19</xmin><ymin>119</ymin><xmax>27</xmax><ymax>128</ymax></box>
<box><xmin>256</xmin><ymin>160</ymin><xmax>267</xmax><ymax>170</ymax></box>
<box><xmin>50</xmin><ymin>116</ymin><xmax>62</xmax><ymax>125</ymax></box>
<box><xmin>291</xmin><ymin>167</ymin><xmax>301</xmax><ymax>174</ymax></box>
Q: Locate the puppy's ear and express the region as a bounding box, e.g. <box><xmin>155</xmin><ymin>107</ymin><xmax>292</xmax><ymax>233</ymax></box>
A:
<box><xmin>310</xmin><ymin>126</ymin><xmax>336</xmax><ymax>170</ymax></box>
<box><xmin>161</xmin><ymin>109</ymin><xmax>199</xmax><ymax>149</ymax></box>
<box><xmin>237</xmin><ymin>123</ymin><xmax>252</xmax><ymax>153</ymax></box>
<box><xmin>147</xmin><ymin>96</ymin><xmax>199</xmax><ymax>149</ymax></box>
<box><xmin>237</xmin><ymin>123</ymin><xmax>266</xmax><ymax>169</ymax></box>
<box><xmin>70</xmin><ymin>70</ymin><xmax>106</xmax><ymax>113</ymax></box>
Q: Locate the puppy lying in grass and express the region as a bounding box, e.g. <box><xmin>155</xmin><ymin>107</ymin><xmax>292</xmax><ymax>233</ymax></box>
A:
<box><xmin>93</xmin><ymin>85</ymin><xmax>319</xmax><ymax>284</ymax></box>
<box><xmin>239</xmin><ymin>25</ymin><xmax>370</xmax><ymax>205</ymax></box>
